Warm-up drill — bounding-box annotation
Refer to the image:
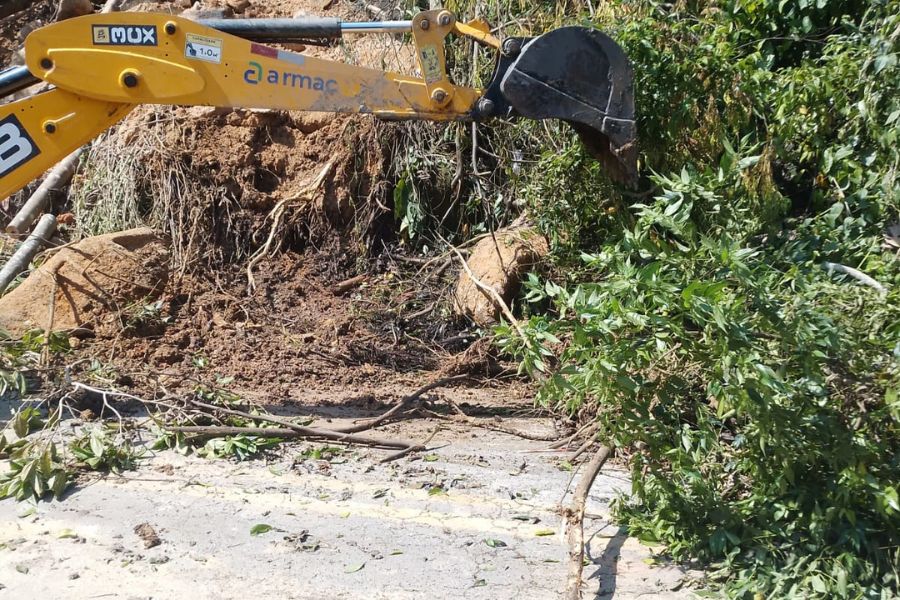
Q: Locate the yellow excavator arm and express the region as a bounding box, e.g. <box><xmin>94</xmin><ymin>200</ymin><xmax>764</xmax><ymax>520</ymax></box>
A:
<box><xmin>0</xmin><ymin>9</ymin><xmax>637</xmax><ymax>201</ymax></box>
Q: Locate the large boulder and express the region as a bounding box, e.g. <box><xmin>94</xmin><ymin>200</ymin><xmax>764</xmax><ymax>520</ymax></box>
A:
<box><xmin>453</xmin><ymin>225</ymin><xmax>549</xmax><ymax>326</ymax></box>
<box><xmin>0</xmin><ymin>228</ymin><xmax>169</xmax><ymax>336</ymax></box>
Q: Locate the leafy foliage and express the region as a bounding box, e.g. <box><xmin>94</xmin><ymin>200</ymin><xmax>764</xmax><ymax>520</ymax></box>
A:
<box><xmin>483</xmin><ymin>0</ymin><xmax>900</xmax><ymax>596</ymax></box>
<box><xmin>0</xmin><ymin>442</ymin><xmax>69</xmax><ymax>501</ymax></box>
<box><xmin>69</xmin><ymin>427</ymin><xmax>142</xmax><ymax>473</ymax></box>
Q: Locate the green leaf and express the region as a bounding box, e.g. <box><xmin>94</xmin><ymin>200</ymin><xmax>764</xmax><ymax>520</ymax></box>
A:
<box><xmin>250</xmin><ymin>523</ymin><xmax>273</xmax><ymax>536</ymax></box>
<box><xmin>483</xmin><ymin>538</ymin><xmax>507</xmax><ymax>548</ymax></box>
<box><xmin>534</xmin><ymin>529</ymin><xmax>555</xmax><ymax>537</ymax></box>
<box><xmin>344</xmin><ymin>562</ymin><xmax>365</xmax><ymax>573</ymax></box>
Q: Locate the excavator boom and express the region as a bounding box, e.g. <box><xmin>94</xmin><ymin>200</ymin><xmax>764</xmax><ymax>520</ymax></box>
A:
<box><xmin>0</xmin><ymin>10</ymin><xmax>636</xmax><ymax>201</ymax></box>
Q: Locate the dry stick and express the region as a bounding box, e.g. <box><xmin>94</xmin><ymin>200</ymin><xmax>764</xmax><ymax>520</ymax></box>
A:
<box><xmin>334</xmin><ymin>374</ymin><xmax>470</xmax><ymax>434</ymax></box>
<box><xmin>549</xmin><ymin>422</ymin><xmax>600</xmax><ymax>450</ymax></box>
<box><xmin>426</xmin><ymin>409</ymin><xmax>560</xmax><ymax>442</ymax></box>
<box><xmin>188</xmin><ymin>399</ymin><xmax>412</xmax><ymax>449</ymax></box>
<box><xmin>6</xmin><ymin>150</ymin><xmax>82</xmax><ymax>234</ymax></box>
<box><xmin>565</xmin><ymin>444</ymin><xmax>614</xmax><ymax>600</ymax></box>
<box><xmin>569</xmin><ymin>435</ymin><xmax>596</xmax><ymax>461</ymax></box>
<box><xmin>100</xmin><ymin>0</ymin><xmax>121</xmax><ymax>12</ymax></box>
<box><xmin>41</xmin><ymin>270</ymin><xmax>59</xmax><ymax>366</ymax></box>
<box><xmin>379</xmin><ymin>425</ymin><xmax>441</xmax><ymax>464</ymax></box>
<box><xmin>0</xmin><ymin>213</ymin><xmax>56</xmax><ymax>294</ymax></box>
<box><xmin>331</xmin><ymin>273</ymin><xmax>367</xmax><ymax>295</ymax></box>
<box><xmin>167</xmin><ymin>423</ymin><xmax>410</xmax><ymax>450</ymax></box>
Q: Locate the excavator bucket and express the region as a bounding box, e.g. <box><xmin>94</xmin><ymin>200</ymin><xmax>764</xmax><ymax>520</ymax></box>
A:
<box><xmin>499</xmin><ymin>27</ymin><xmax>637</xmax><ymax>182</ymax></box>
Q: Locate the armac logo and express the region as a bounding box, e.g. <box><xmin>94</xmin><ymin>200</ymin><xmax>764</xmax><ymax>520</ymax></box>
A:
<box><xmin>92</xmin><ymin>25</ymin><xmax>157</xmax><ymax>46</ymax></box>
<box><xmin>243</xmin><ymin>61</ymin><xmax>337</xmax><ymax>93</ymax></box>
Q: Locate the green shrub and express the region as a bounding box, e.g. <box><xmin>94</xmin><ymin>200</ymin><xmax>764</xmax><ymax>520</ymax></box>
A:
<box><xmin>489</xmin><ymin>0</ymin><xmax>899</xmax><ymax>596</ymax></box>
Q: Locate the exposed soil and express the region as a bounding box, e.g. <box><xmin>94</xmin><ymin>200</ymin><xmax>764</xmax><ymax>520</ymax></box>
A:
<box><xmin>0</xmin><ymin>0</ymin><xmax>55</xmax><ymax>67</ymax></box>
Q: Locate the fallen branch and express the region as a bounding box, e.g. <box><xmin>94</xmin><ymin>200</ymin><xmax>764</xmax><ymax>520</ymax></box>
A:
<box><xmin>187</xmin><ymin>399</ymin><xmax>413</xmax><ymax>449</ymax></box>
<box><xmin>549</xmin><ymin>422</ymin><xmax>599</xmax><ymax>450</ymax></box>
<box><xmin>0</xmin><ymin>213</ymin><xmax>56</xmax><ymax>294</ymax></box>
<box><xmin>6</xmin><ymin>150</ymin><xmax>81</xmax><ymax>234</ymax></box>
<box><xmin>426</xmin><ymin>409</ymin><xmax>560</xmax><ymax>441</ymax></box>
<box><xmin>565</xmin><ymin>444</ymin><xmax>614</xmax><ymax>600</ymax></box>
<box><xmin>334</xmin><ymin>374</ymin><xmax>470</xmax><ymax>434</ymax></box>
<box><xmin>167</xmin><ymin>425</ymin><xmax>409</xmax><ymax>450</ymax></box>
<box><xmin>822</xmin><ymin>261</ymin><xmax>888</xmax><ymax>294</ymax></box>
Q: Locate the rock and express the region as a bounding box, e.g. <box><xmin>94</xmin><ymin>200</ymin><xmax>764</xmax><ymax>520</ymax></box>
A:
<box><xmin>225</xmin><ymin>0</ymin><xmax>250</xmax><ymax>12</ymax></box>
<box><xmin>0</xmin><ymin>228</ymin><xmax>169</xmax><ymax>336</ymax></box>
<box><xmin>57</xmin><ymin>0</ymin><xmax>93</xmax><ymax>20</ymax></box>
<box><xmin>181</xmin><ymin>4</ymin><xmax>233</xmax><ymax>19</ymax></box>
<box><xmin>452</xmin><ymin>225</ymin><xmax>549</xmax><ymax>326</ymax></box>
<box><xmin>134</xmin><ymin>523</ymin><xmax>162</xmax><ymax>549</ymax></box>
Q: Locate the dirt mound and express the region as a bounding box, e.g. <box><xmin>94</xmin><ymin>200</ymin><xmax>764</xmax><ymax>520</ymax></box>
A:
<box><xmin>0</xmin><ymin>228</ymin><xmax>168</xmax><ymax>336</ymax></box>
<box><xmin>454</xmin><ymin>226</ymin><xmax>549</xmax><ymax>326</ymax></box>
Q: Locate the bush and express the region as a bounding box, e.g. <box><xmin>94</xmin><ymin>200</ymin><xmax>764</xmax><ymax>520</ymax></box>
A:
<box><xmin>482</xmin><ymin>0</ymin><xmax>899</xmax><ymax>596</ymax></box>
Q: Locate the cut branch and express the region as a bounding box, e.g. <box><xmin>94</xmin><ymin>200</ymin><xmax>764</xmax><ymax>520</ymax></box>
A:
<box><xmin>565</xmin><ymin>444</ymin><xmax>614</xmax><ymax>600</ymax></box>
<box><xmin>6</xmin><ymin>150</ymin><xmax>81</xmax><ymax>234</ymax></box>
<box><xmin>0</xmin><ymin>213</ymin><xmax>57</xmax><ymax>294</ymax></box>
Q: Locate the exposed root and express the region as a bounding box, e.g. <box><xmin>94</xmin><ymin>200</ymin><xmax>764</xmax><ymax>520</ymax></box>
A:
<box><xmin>246</xmin><ymin>160</ymin><xmax>335</xmax><ymax>292</ymax></box>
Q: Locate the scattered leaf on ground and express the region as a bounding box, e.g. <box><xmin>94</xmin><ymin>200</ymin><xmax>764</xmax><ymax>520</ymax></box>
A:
<box><xmin>56</xmin><ymin>529</ymin><xmax>78</xmax><ymax>539</ymax></box>
<box><xmin>423</xmin><ymin>454</ymin><xmax>439</xmax><ymax>462</ymax></box>
<box><xmin>250</xmin><ymin>523</ymin><xmax>273</xmax><ymax>536</ymax></box>
<box><xmin>344</xmin><ymin>562</ymin><xmax>365</xmax><ymax>573</ymax></box>
<box><xmin>534</xmin><ymin>529</ymin><xmax>556</xmax><ymax>537</ymax></box>
<box><xmin>483</xmin><ymin>538</ymin><xmax>507</xmax><ymax>548</ymax></box>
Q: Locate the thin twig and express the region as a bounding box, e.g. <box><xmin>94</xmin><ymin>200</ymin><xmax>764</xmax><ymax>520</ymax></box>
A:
<box><xmin>379</xmin><ymin>425</ymin><xmax>441</xmax><ymax>463</ymax></box>
<box><xmin>334</xmin><ymin>374</ymin><xmax>470</xmax><ymax>433</ymax></box>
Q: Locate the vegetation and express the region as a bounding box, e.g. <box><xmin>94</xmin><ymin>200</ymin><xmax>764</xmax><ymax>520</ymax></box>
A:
<box><xmin>401</xmin><ymin>0</ymin><xmax>899</xmax><ymax>596</ymax></box>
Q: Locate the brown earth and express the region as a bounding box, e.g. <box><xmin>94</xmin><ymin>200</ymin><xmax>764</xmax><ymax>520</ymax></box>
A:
<box><xmin>7</xmin><ymin>0</ymin><xmax>532</xmax><ymax>412</ymax></box>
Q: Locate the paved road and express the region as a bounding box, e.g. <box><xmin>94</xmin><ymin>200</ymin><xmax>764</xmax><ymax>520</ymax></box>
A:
<box><xmin>0</xmin><ymin>418</ymin><xmax>695</xmax><ymax>599</ymax></box>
